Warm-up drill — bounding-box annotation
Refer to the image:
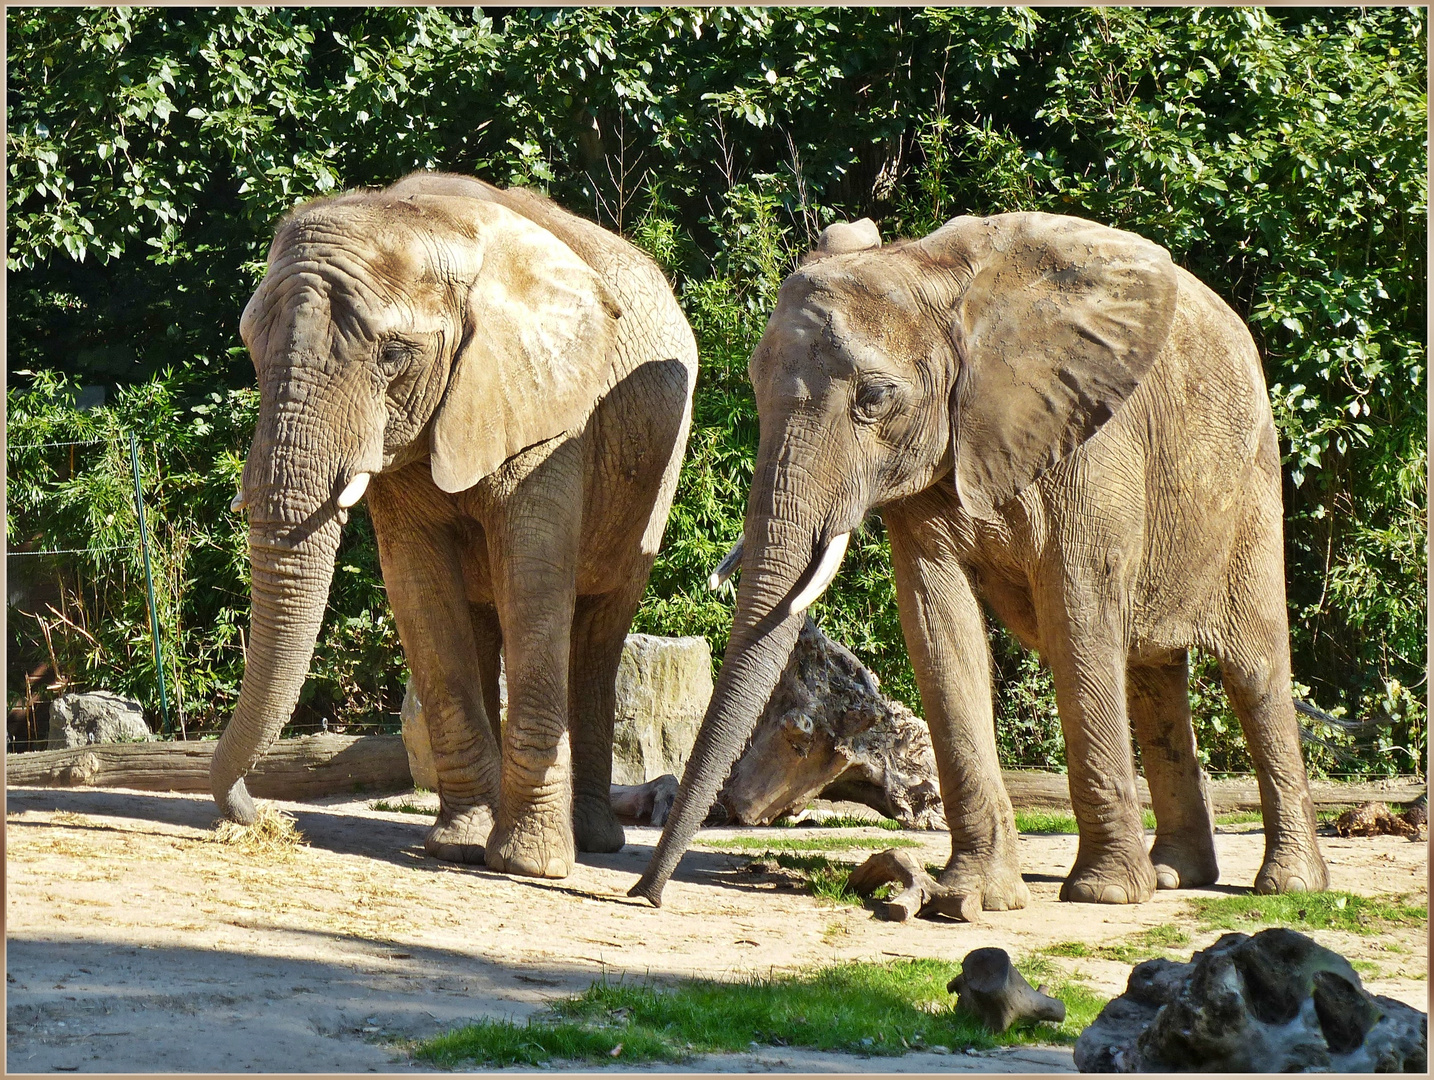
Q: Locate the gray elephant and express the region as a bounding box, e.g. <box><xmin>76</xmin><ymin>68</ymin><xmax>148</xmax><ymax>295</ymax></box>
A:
<box><xmin>634</xmin><ymin>212</ymin><xmax>1328</xmax><ymax>908</ymax></box>
<box><xmin>212</xmin><ymin>172</ymin><xmax>697</xmax><ymax>878</ymax></box>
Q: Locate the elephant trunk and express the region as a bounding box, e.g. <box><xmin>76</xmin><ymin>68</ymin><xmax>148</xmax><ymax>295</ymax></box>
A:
<box><xmin>631</xmin><ymin>491</ymin><xmax>832</xmax><ymax>905</ymax></box>
<box><xmin>210</xmin><ymin>513</ymin><xmax>344</xmax><ymax>822</ymax></box>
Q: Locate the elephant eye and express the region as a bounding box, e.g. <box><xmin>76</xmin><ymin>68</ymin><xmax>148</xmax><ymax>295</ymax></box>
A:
<box><xmin>852</xmin><ymin>379</ymin><xmax>898</xmax><ymax>423</ymax></box>
<box><xmin>378</xmin><ymin>338</ymin><xmax>416</xmax><ymax>376</ymax></box>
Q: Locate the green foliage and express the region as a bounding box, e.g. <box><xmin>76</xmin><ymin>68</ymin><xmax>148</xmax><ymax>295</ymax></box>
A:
<box><xmin>418</xmin><ymin>957</ymin><xmax>1103</xmax><ymax>1066</ymax></box>
<box><xmin>1186</xmin><ymin>891</ymin><xmax>1427</xmax><ymax>934</ymax></box>
<box><xmin>7</xmin><ymin>8</ymin><xmax>1424</xmax><ymax>775</ymax></box>
<box><xmin>1040</xmin><ymin>925</ymin><xmax>1192</xmax><ymax>965</ymax></box>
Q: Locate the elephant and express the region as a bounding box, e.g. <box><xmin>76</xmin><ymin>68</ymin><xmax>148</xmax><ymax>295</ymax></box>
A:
<box><xmin>211</xmin><ymin>172</ymin><xmax>697</xmax><ymax>878</ymax></box>
<box><xmin>633</xmin><ymin>211</ymin><xmax>1329</xmax><ymax>909</ymax></box>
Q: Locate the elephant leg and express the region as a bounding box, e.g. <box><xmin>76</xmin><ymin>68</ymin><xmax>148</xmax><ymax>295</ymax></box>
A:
<box><xmin>368</xmin><ymin>486</ymin><xmax>500</xmax><ymax>865</ymax></box>
<box><xmin>470</xmin><ymin>602</ymin><xmax>504</xmax><ymax>752</ymax></box>
<box><xmin>483</xmin><ymin>445</ymin><xmax>583</xmax><ymax>879</ymax></box>
<box><xmin>886</xmin><ymin>508</ymin><xmax>1029</xmax><ymax>911</ymax></box>
<box><xmin>1216</xmin><ymin>522</ymin><xmax>1328</xmax><ymax>894</ymax></box>
<box><xmin>568</xmin><ymin>576</ymin><xmax>647</xmax><ymax>854</ymax></box>
<box><xmin>1040</xmin><ymin>597</ymin><xmax>1155</xmax><ymax>905</ymax></box>
<box><xmin>1128</xmin><ymin>651</ymin><xmax>1218</xmax><ymax>889</ymax></box>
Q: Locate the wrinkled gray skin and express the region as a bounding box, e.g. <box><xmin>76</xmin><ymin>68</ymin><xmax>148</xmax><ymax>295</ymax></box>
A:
<box><xmin>211</xmin><ymin>173</ymin><xmax>696</xmax><ymax>878</ymax></box>
<box><xmin>634</xmin><ymin>212</ymin><xmax>1328</xmax><ymax>907</ymax></box>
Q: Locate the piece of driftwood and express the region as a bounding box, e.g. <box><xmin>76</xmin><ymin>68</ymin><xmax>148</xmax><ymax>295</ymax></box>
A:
<box><xmin>847</xmin><ymin>847</ymin><xmax>980</xmax><ymax>923</ymax></box>
<box><xmin>5</xmin><ymin>734</ymin><xmax>411</xmax><ymax>798</ymax></box>
<box><xmin>609</xmin><ymin>774</ymin><xmax>679</xmax><ymax>826</ymax></box>
<box><xmin>720</xmin><ymin>617</ymin><xmax>944</xmax><ymax>829</ymax></box>
<box><xmin>948</xmin><ymin>948</ymin><xmax>1066</xmax><ymax>1033</ymax></box>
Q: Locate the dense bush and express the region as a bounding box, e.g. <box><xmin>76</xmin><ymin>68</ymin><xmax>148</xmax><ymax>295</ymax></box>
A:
<box><xmin>7</xmin><ymin>8</ymin><xmax>1425</xmax><ymax>775</ymax></box>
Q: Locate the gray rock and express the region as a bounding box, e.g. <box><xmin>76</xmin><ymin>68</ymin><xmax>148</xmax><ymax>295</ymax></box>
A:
<box><xmin>46</xmin><ymin>692</ymin><xmax>151</xmax><ymax>749</ymax></box>
<box><xmin>399</xmin><ymin>634</ymin><xmax>712</xmax><ymax>790</ymax></box>
<box><xmin>1074</xmin><ymin>928</ymin><xmax>1427</xmax><ymax>1072</ymax></box>
<box><xmin>611</xmin><ymin>634</ymin><xmax>712</xmax><ymax>785</ymax></box>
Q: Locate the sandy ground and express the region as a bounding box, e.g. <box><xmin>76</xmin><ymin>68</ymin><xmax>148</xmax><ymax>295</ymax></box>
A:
<box><xmin>5</xmin><ymin>784</ymin><xmax>1427</xmax><ymax>1073</ymax></box>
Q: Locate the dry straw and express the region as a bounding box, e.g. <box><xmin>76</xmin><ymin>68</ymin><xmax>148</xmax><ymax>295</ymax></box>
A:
<box><xmin>211</xmin><ymin>804</ymin><xmax>306</xmax><ymax>856</ymax></box>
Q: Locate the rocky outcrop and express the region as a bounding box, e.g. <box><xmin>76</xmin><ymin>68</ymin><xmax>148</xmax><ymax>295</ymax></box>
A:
<box><xmin>46</xmin><ymin>692</ymin><xmax>151</xmax><ymax>749</ymax></box>
<box><xmin>1074</xmin><ymin>928</ymin><xmax>1427</xmax><ymax>1072</ymax></box>
<box><xmin>400</xmin><ymin>634</ymin><xmax>712</xmax><ymax>789</ymax></box>
<box><xmin>611</xmin><ymin>634</ymin><xmax>712</xmax><ymax>785</ymax></box>
<box><xmin>718</xmin><ymin>617</ymin><xmax>944</xmax><ymax>829</ymax></box>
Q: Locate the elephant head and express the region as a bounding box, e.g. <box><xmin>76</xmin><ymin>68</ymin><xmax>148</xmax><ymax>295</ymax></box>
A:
<box><xmin>212</xmin><ymin>181</ymin><xmax>621</xmax><ymax>823</ymax></box>
<box><xmin>632</xmin><ymin>212</ymin><xmax>1177</xmax><ymax>904</ymax></box>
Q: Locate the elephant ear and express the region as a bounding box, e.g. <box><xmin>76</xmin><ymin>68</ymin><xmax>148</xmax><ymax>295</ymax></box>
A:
<box><xmin>429</xmin><ymin>201</ymin><xmax>621</xmax><ymax>493</ymax></box>
<box><xmin>916</xmin><ymin>212</ymin><xmax>1178</xmax><ymax>520</ymax></box>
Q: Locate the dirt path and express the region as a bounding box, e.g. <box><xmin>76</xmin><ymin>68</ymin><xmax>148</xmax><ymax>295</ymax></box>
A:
<box><xmin>6</xmin><ymin>785</ymin><xmax>1426</xmax><ymax>1072</ymax></box>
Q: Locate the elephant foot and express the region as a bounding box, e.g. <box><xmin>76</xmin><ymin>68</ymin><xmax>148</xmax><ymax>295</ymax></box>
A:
<box><xmin>1149</xmin><ymin>828</ymin><xmax>1220</xmax><ymax>890</ymax></box>
<box><xmin>938</xmin><ymin>846</ymin><xmax>1030</xmax><ymax>912</ymax></box>
<box><xmin>424</xmin><ymin>804</ymin><xmax>495</xmax><ymax>865</ymax></box>
<box><xmin>485</xmin><ymin>813</ymin><xmax>575</xmax><ymax>879</ymax></box>
<box><xmin>572</xmin><ymin>795</ymin><xmax>625</xmax><ymax>854</ymax></box>
<box><xmin>1061</xmin><ymin>836</ymin><xmax>1157</xmax><ymax>904</ymax></box>
<box><xmin>1253</xmin><ymin>842</ymin><xmax>1329</xmax><ymax>895</ymax></box>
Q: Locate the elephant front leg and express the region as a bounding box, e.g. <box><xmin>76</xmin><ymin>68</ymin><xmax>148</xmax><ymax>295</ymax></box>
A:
<box><xmin>1040</xmin><ymin>599</ymin><xmax>1156</xmax><ymax>905</ymax></box>
<box><xmin>568</xmin><ymin>580</ymin><xmax>648</xmax><ymax>853</ymax></box>
<box><xmin>368</xmin><ymin>483</ymin><xmax>500</xmax><ymax>864</ymax></box>
<box><xmin>484</xmin><ymin>451</ymin><xmax>583</xmax><ymax>879</ymax></box>
<box><xmin>887</xmin><ymin>511</ymin><xmax>1029</xmax><ymax>912</ymax></box>
<box><xmin>1128</xmin><ymin>651</ymin><xmax>1219</xmax><ymax>889</ymax></box>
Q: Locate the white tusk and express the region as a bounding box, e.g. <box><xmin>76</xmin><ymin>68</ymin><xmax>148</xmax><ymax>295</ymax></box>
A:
<box><xmin>707</xmin><ymin>534</ymin><xmax>745</xmax><ymax>591</ymax></box>
<box><xmin>230</xmin><ymin>492</ymin><xmax>247</xmax><ymax>513</ymax></box>
<box><xmin>787</xmin><ymin>532</ymin><xmax>850</xmax><ymax>614</ymax></box>
<box><xmin>336</xmin><ymin>472</ymin><xmax>371</xmax><ymax>509</ymax></box>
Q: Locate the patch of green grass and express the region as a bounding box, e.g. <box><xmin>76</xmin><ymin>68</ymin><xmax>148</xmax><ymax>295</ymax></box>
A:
<box><xmin>698</xmin><ymin>835</ymin><xmax>921</xmax><ymax>853</ymax></box>
<box><xmin>1185</xmin><ymin>891</ymin><xmax>1426</xmax><ymax>934</ymax></box>
<box><xmin>415</xmin><ymin>1016</ymin><xmax>679</xmax><ymax>1068</ymax></box>
<box><xmin>1214</xmin><ymin>810</ymin><xmax>1264</xmax><ymax>826</ymax></box>
<box><xmin>1040</xmin><ymin>925</ymin><xmax>1192</xmax><ymax>965</ymax></box>
<box><xmin>1014</xmin><ymin>809</ymin><xmax>1158</xmax><ymax>834</ymax></box>
<box><xmin>415</xmin><ymin>958</ymin><xmax>1104</xmax><ymax>1067</ymax></box>
<box><xmin>781</xmin><ymin>813</ymin><xmax>905</xmax><ymax>830</ymax></box>
<box><xmin>369</xmin><ymin>798</ymin><xmax>431</xmax><ymax>815</ymax></box>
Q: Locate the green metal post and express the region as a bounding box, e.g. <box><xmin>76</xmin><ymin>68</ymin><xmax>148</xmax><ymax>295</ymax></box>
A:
<box><xmin>130</xmin><ymin>432</ymin><xmax>172</xmax><ymax>735</ymax></box>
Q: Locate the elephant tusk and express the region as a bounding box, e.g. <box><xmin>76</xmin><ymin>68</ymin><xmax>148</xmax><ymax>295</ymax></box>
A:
<box><xmin>336</xmin><ymin>472</ymin><xmax>371</xmax><ymax>509</ymax></box>
<box><xmin>708</xmin><ymin>534</ymin><xmax>745</xmax><ymax>591</ymax></box>
<box><xmin>230</xmin><ymin>492</ymin><xmax>247</xmax><ymax>513</ymax></box>
<box><xmin>787</xmin><ymin>532</ymin><xmax>850</xmax><ymax>614</ymax></box>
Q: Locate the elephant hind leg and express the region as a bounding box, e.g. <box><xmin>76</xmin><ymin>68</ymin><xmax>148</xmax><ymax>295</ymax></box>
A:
<box><xmin>1128</xmin><ymin>650</ymin><xmax>1218</xmax><ymax>890</ymax></box>
<box><xmin>1216</xmin><ymin>492</ymin><xmax>1327</xmax><ymax>894</ymax></box>
<box><xmin>568</xmin><ymin>578</ymin><xmax>648</xmax><ymax>854</ymax></box>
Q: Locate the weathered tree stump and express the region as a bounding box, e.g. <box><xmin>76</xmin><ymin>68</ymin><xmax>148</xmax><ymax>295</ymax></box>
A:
<box><xmin>720</xmin><ymin>617</ymin><xmax>944</xmax><ymax>829</ymax></box>
<box><xmin>948</xmin><ymin>947</ymin><xmax>1066</xmax><ymax>1032</ymax></box>
<box><xmin>847</xmin><ymin>848</ymin><xmax>980</xmax><ymax>923</ymax></box>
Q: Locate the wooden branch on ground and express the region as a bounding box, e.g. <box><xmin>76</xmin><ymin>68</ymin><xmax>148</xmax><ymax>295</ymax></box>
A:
<box><xmin>999</xmin><ymin>771</ymin><xmax>1426</xmax><ymax>812</ymax></box>
<box><xmin>4</xmin><ymin>734</ymin><xmax>411</xmax><ymax>799</ymax></box>
<box><xmin>847</xmin><ymin>847</ymin><xmax>980</xmax><ymax>923</ymax></box>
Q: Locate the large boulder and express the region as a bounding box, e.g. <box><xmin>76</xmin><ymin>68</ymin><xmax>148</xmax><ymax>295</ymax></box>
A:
<box><xmin>611</xmin><ymin>634</ymin><xmax>712</xmax><ymax>785</ymax></box>
<box><xmin>718</xmin><ymin>617</ymin><xmax>945</xmax><ymax>829</ymax></box>
<box><xmin>399</xmin><ymin>634</ymin><xmax>712</xmax><ymax>789</ymax></box>
<box><xmin>1074</xmin><ymin>928</ymin><xmax>1427</xmax><ymax>1072</ymax></box>
<box><xmin>47</xmin><ymin>691</ymin><xmax>151</xmax><ymax>749</ymax></box>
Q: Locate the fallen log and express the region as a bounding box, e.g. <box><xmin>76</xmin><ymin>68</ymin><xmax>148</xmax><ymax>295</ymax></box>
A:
<box><xmin>1000</xmin><ymin>771</ymin><xmax>1427</xmax><ymax>813</ymax></box>
<box><xmin>4</xmin><ymin>734</ymin><xmax>411</xmax><ymax>799</ymax></box>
